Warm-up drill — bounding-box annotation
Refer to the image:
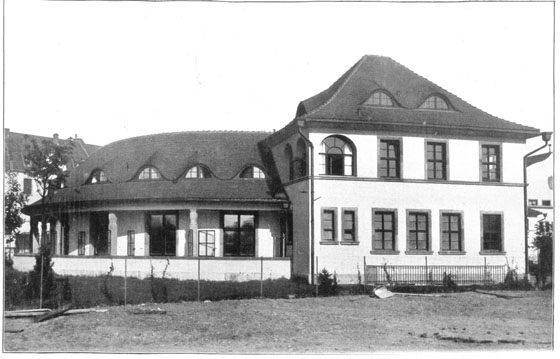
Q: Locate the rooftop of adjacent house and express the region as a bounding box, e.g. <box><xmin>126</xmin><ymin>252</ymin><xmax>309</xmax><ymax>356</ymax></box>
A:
<box><xmin>4</xmin><ymin>129</ymin><xmax>101</xmax><ymax>173</ymax></box>
<box><xmin>24</xmin><ymin>131</ymin><xmax>285</xmax><ymax>212</ymax></box>
<box><xmin>295</xmin><ymin>55</ymin><xmax>540</xmax><ymax>137</ymax></box>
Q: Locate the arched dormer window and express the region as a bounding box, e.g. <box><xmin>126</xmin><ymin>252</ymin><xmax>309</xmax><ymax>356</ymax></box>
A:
<box><xmin>185</xmin><ymin>165</ymin><xmax>212</xmax><ymax>179</ymax></box>
<box><xmin>240</xmin><ymin>166</ymin><xmax>266</xmax><ymax>179</ymax></box>
<box><xmin>420</xmin><ymin>95</ymin><xmax>450</xmax><ymax>110</ymax></box>
<box><xmin>320</xmin><ymin>135</ymin><xmax>355</xmax><ymax>176</ymax></box>
<box><xmin>364</xmin><ymin>90</ymin><xmax>394</xmax><ymax>107</ymax></box>
<box><xmin>137</xmin><ymin>166</ymin><xmax>161</xmax><ymax>180</ymax></box>
<box><xmin>86</xmin><ymin>169</ymin><xmax>108</xmax><ymax>184</ymax></box>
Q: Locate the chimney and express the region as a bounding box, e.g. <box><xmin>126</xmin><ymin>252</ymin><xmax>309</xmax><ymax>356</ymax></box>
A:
<box><xmin>53</xmin><ymin>133</ymin><xmax>59</xmax><ymax>145</ymax></box>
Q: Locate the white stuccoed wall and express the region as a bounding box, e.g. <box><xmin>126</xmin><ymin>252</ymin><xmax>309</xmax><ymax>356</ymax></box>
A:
<box><xmin>308</xmin><ymin>132</ymin><xmax>527</xmax><ymax>283</ymax></box>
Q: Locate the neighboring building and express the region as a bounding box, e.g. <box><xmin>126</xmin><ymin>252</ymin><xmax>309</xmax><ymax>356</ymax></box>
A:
<box><xmin>15</xmin><ymin>55</ymin><xmax>543</xmax><ymax>282</ymax></box>
<box><xmin>526</xmin><ymin>135</ymin><xmax>553</xmax><ymax>264</ymax></box>
<box><xmin>3</xmin><ymin>129</ymin><xmax>100</xmax><ymax>254</ymax></box>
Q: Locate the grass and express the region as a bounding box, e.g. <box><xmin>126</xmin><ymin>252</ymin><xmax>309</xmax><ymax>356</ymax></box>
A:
<box><xmin>3</xmin><ymin>290</ymin><xmax>553</xmax><ymax>353</ymax></box>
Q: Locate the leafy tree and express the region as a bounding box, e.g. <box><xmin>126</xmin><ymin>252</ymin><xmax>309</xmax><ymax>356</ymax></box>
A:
<box><xmin>532</xmin><ymin>221</ymin><xmax>553</xmax><ymax>288</ymax></box>
<box><xmin>23</xmin><ymin>137</ymin><xmax>74</xmax><ymax>307</ymax></box>
<box><xmin>4</xmin><ymin>171</ymin><xmax>28</xmax><ymax>244</ymax></box>
<box><xmin>23</xmin><ymin>137</ymin><xmax>74</xmax><ymax>246</ymax></box>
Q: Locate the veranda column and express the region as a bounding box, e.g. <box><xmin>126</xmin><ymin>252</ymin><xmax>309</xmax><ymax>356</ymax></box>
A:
<box><xmin>189</xmin><ymin>209</ymin><xmax>198</xmax><ymax>257</ymax></box>
<box><xmin>30</xmin><ymin>216</ymin><xmax>40</xmax><ymax>253</ymax></box>
<box><xmin>55</xmin><ymin>220</ymin><xmax>62</xmax><ymax>255</ymax></box>
<box><xmin>108</xmin><ymin>213</ymin><xmax>118</xmax><ymax>256</ymax></box>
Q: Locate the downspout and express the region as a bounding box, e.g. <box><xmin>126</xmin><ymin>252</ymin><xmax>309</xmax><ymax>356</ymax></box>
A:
<box><xmin>523</xmin><ymin>133</ymin><xmax>552</xmax><ymax>280</ymax></box>
<box><xmin>297</xmin><ymin>125</ymin><xmax>315</xmax><ymax>285</ymax></box>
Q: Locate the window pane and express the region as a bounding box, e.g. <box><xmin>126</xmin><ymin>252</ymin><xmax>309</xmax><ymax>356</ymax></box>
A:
<box><xmin>224</xmin><ymin>215</ymin><xmax>238</xmax><ymax>229</ymax></box>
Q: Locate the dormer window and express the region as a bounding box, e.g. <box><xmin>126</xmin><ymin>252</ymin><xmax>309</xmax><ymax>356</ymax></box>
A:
<box><xmin>420</xmin><ymin>95</ymin><xmax>450</xmax><ymax>110</ymax></box>
<box><xmin>137</xmin><ymin>166</ymin><xmax>161</xmax><ymax>180</ymax></box>
<box><xmin>87</xmin><ymin>169</ymin><xmax>108</xmax><ymax>184</ymax></box>
<box><xmin>185</xmin><ymin>165</ymin><xmax>212</xmax><ymax>179</ymax></box>
<box><xmin>364</xmin><ymin>91</ymin><xmax>394</xmax><ymax>107</ymax></box>
<box><xmin>240</xmin><ymin>166</ymin><xmax>266</xmax><ymax>179</ymax></box>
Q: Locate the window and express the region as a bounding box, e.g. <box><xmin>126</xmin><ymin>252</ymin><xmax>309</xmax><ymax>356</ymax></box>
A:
<box><xmin>378</xmin><ymin>139</ymin><xmax>401</xmax><ymax>178</ymax></box>
<box><xmin>481</xmin><ymin>145</ymin><xmax>501</xmax><ymax>182</ymax></box>
<box><xmin>137</xmin><ymin>166</ymin><xmax>161</xmax><ymax>180</ymax></box>
<box><xmin>440</xmin><ymin>212</ymin><xmax>463</xmax><ymax>252</ymax></box>
<box><xmin>426</xmin><ymin>142</ymin><xmax>447</xmax><ymax>180</ymax></box>
<box><xmin>15</xmin><ymin>232</ymin><xmax>32</xmax><ymax>254</ymax></box>
<box><xmin>78</xmin><ymin>231</ymin><xmax>86</xmax><ymax>255</ymax></box>
<box><xmin>372</xmin><ymin>210</ymin><xmax>397</xmax><ymax>252</ymax></box>
<box><xmin>407</xmin><ymin>211</ymin><xmax>431</xmax><ymax>252</ymax></box>
<box><xmin>528</xmin><ymin>199</ymin><xmax>538</xmax><ymax>206</ymax></box>
<box><xmin>23</xmin><ymin>178</ymin><xmax>32</xmax><ymax>195</ymax></box>
<box><xmin>198</xmin><ymin>230</ymin><xmax>216</xmax><ymax>257</ymax></box>
<box><xmin>240</xmin><ymin>166</ymin><xmax>266</xmax><ymax>179</ymax></box>
<box><xmin>482</xmin><ymin>213</ymin><xmax>503</xmax><ymax>252</ymax></box>
<box><xmin>87</xmin><ymin>169</ymin><xmax>108</xmax><ymax>184</ymax></box>
<box><xmin>342</xmin><ymin>209</ymin><xmax>357</xmax><ymax>242</ymax></box>
<box><xmin>223</xmin><ymin>213</ymin><xmax>256</xmax><ymax>256</ymax></box>
<box><xmin>320</xmin><ymin>136</ymin><xmax>355</xmax><ymax>176</ymax></box>
<box><xmin>293</xmin><ymin>138</ymin><xmax>307</xmax><ymax>178</ymax></box>
<box><xmin>321</xmin><ymin>208</ymin><xmax>337</xmax><ymax>242</ymax></box>
<box><xmin>420</xmin><ymin>95</ymin><xmax>449</xmax><ymax>110</ymax></box>
<box><xmin>127</xmin><ymin>230</ymin><xmax>135</xmax><ymax>256</ymax></box>
<box><xmin>148</xmin><ymin>213</ymin><xmax>177</xmax><ymax>256</ymax></box>
<box><xmin>185</xmin><ymin>165</ymin><xmax>211</xmax><ymax>179</ymax></box>
<box><xmin>542</xmin><ymin>200</ymin><xmax>552</xmax><ymax>207</ymax></box>
<box><xmin>284</xmin><ymin>144</ymin><xmax>294</xmax><ymax>181</ymax></box>
<box><xmin>364</xmin><ymin>91</ymin><xmax>394</xmax><ymax>107</ymax></box>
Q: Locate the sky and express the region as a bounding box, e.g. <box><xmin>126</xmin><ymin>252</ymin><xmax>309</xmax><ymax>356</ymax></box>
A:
<box><xmin>2</xmin><ymin>1</ymin><xmax>555</xmax><ymax>147</ymax></box>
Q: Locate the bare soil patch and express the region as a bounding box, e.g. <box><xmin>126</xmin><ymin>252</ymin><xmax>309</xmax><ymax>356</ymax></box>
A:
<box><xmin>3</xmin><ymin>290</ymin><xmax>552</xmax><ymax>353</ymax></box>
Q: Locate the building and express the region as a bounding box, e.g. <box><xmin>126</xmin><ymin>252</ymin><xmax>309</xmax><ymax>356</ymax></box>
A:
<box><xmin>4</xmin><ymin>129</ymin><xmax>100</xmax><ymax>254</ymax></box>
<box><xmin>13</xmin><ymin>55</ymin><xmax>544</xmax><ymax>283</ymax></box>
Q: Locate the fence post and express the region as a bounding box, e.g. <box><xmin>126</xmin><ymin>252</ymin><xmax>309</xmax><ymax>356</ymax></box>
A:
<box><xmin>315</xmin><ymin>256</ymin><xmax>319</xmax><ymax>297</ymax></box>
<box><xmin>260</xmin><ymin>256</ymin><xmax>264</xmax><ymax>298</ymax></box>
<box><xmin>424</xmin><ymin>256</ymin><xmax>428</xmax><ymax>285</ymax></box>
<box><xmin>484</xmin><ymin>256</ymin><xmax>488</xmax><ymax>285</ymax></box>
<box><xmin>197</xmin><ymin>256</ymin><xmax>201</xmax><ymax>302</ymax></box>
<box><xmin>363</xmin><ymin>256</ymin><xmax>367</xmax><ymax>294</ymax></box>
<box><xmin>124</xmin><ymin>256</ymin><xmax>127</xmax><ymax>306</ymax></box>
<box><xmin>40</xmin><ymin>255</ymin><xmax>44</xmax><ymax>309</ymax></box>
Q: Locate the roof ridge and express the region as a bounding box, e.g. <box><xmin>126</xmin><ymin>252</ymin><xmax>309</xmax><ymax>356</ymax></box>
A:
<box><xmin>103</xmin><ymin>130</ymin><xmax>273</xmax><ymax>147</ymax></box>
<box><xmin>304</xmin><ymin>55</ymin><xmax>369</xmax><ymax>117</ymax></box>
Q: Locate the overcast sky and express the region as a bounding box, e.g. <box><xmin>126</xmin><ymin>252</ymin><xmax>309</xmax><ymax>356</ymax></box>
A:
<box><xmin>3</xmin><ymin>1</ymin><xmax>554</xmax><ymax>147</ymax></box>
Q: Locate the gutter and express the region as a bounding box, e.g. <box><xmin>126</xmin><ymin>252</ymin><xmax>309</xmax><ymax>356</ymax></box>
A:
<box><xmin>297</xmin><ymin>124</ymin><xmax>315</xmax><ymax>285</ymax></box>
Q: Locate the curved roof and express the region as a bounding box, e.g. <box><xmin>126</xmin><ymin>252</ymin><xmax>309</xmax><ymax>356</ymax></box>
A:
<box><xmin>68</xmin><ymin>131</ymin><xmax>271</xmax><ymax>186</ymax></box>
<box><xmin>296</xmin><ymin>55</ymin><xmax>539</xmax><ymax>138</ymax></box>
<box><xmin>25</xmin><ymin>131</ymin><xmax>285</xmax><ymax>212</ymax></box>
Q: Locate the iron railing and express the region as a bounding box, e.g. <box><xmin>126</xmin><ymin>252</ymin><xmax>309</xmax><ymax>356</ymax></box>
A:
<box><xmin>366</xmin><ymin>264</ymin><xmax>507</xmax><ymax>286</ymax></box>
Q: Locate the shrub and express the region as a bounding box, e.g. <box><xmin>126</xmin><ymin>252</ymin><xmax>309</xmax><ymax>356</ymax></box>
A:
<box><xmin>317</xmin><ymin>268</ymin><xmax>338</xmax><ymax>296</ymax></box>
<box><xmin>29</xmin><ymin>245</ymin><xmax>57</xmax><ymax>306</ymax></box>
<box><xmin>442</xmin><ymin>272</ymin><xmax>457</xmax><ymax>290</ymax></box>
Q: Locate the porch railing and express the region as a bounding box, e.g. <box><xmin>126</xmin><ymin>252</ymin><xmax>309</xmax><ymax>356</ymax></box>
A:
<box><xmin>366</xmin><ymin>264</ymin><xmax>507</xmax><ymax>286</ymax></box>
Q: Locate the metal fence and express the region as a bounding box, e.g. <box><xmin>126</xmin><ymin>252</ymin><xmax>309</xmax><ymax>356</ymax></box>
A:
<box><xmin>366</xmin><ymin>264</ymin><xmax>507</xmax><ymax>286</ymax></box>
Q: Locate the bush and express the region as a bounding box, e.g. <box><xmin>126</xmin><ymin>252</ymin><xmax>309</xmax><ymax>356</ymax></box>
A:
<box><xmin>317</xmin><ymin>268</ymin><xmax>338</xmax><ymax>296</ymax></box>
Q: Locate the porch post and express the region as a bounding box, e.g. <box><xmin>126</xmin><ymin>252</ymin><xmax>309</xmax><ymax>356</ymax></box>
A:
<box><xmin>30</xmin><ymin>216</ymin><xmax>40</xmax><ymax>253</ymax></box>
<box><xmin>108</xmin><ymin>213</ymin><xmax>118</xmax><ymax>256</ymax></box>
<box><xmin>55</xmin><ymin>220</ymin><xmax>62</xmax><ymax>255</ymax></box>
<box><xmin>190</xmin><ymin>209</ymin><xmax>199</xmax><ymax>257</ymax></box>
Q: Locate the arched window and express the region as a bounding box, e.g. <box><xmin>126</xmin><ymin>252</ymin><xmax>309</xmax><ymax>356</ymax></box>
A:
<box><xmin>320</xmin><ymin>136</ymin><xmax>355</xmax><ymax>176</ymax></box>
<box><xmin>284</xmin><ymin>144</ymin><xmax>294</xmax><ymax>181</ymax></box>
<box><xmin>364</xmin><ymin>91</ymin><xmax>394</xmax><ymax>107</ymax></box>
<box><xmin>240</xmin><ymin>166</ymin><xmax>266</xmax><ymax>179</ymax></box>
<box><xmin>420</xmin><ymin>95</ymin><xmax>450</xmax><ymax>110</ymax></box>
<box><xmin>137</xmin><ymin>166</ymin><xmax>161</xmax><ymax>180</ymax></box>
<box><xmin>86</xmin><ymin>169</ymin><xmax>108</xmax><ymax>184</ymax></box>
<box><xmin>185</xmin><ymin>165</ymin><xmax>212</xmax><ymax>179</ymax></box>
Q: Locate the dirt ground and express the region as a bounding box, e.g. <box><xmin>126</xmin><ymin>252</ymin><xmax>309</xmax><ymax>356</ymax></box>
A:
<box><xmin>2</xmin><ymin>290</ymin><xmax>553</xmax><ymax>353</ymax></box>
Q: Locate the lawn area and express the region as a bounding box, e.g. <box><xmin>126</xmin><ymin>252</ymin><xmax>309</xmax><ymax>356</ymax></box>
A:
<box><xmin>3</xmin><ymin>290</ymin><xmax>553</xmax><ymax>353</ymax></box>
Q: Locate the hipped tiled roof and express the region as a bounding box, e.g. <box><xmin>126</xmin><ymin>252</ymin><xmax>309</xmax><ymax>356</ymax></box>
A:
<box><xmin>4</xmin><ymin>130</ymin><xmax>100</xmax><ymax>172</ymax></box>
<box><xmin>297</xmin><ymin>55</ymin><xmax>539</xmax><ymax>137</ymax></box>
